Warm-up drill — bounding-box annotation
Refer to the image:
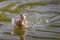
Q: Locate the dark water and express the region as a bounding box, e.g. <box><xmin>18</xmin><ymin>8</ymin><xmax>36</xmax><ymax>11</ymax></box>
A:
<box><xmin>0</xmin><ymin>0</ymin><xmax>60</xmax><ymax>40</ymax></box>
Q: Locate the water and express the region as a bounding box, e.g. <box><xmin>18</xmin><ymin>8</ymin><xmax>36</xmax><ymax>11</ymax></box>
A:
<box><xmin>0</xmin><ymin>0</ymin><xmax>60</xmax><ymax>40</ymax></box>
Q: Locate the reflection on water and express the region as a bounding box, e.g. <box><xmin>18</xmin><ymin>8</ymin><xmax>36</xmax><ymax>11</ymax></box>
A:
<box><xmin>0</xmin><ymin>0</ymin><xmax>60</xmax><ymax>40</ymax></box>
<box><xmin>14</xmin><ymin>26</ymin><xmax>28</xmax><ymax>40</ymax></box>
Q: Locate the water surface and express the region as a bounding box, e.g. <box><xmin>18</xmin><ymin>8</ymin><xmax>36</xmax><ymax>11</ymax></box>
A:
<box><xmin>0</xmin><ymin>0</ymin><xmax>60</xmax><ymax>40</ymax></box>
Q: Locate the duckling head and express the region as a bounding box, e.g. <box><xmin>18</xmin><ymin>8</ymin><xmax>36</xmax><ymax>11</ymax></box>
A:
<box><xmin>15</xmin><ymin>13</ymin><xmax>28</xmax><ymax>28</ymax></box>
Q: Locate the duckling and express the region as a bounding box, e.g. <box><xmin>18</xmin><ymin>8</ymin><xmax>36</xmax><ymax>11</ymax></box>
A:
<box><xmin>15</xmin><ymin>13</ymin><xmax>28</xmax><ymax>28</ymax></box>
<box><xmin>14</xmin><ymin>13</ymin><xmax>28</xmax><ymax>40</ymax></box>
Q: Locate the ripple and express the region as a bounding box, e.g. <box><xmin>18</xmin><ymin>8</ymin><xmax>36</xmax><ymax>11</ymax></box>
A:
<box><xmin>36</xmin><ymin>30</ymin><xmax>60</xmax><ymax>34</ymax></box>
<box><xmin>27</xmin><ymin>35</ymin><xmax>60</xmax><ymax>40</ymax></box>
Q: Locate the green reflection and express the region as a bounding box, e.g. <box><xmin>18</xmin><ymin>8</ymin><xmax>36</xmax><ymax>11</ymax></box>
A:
<box><xmin>0</xmin><ymin>24</ymin><xmax>3</xmax><ymax>27</ymax></box>
<box><xmin>0</xmin><ymin>1</ymin><xmax>60</xmax><ymax>14</ymax></box>
<box><xmin>36</xmin><ymin>30</ymin><xmax>60</xmax><ymax>34</ymax></box>
<box><xmin>0</xmin><ymin>38</ymin><xmax>4</xmax><ymax>40</ymax></box>
<box><xmin>27</xmin><ymin>35</ymin><xmax>60</xmax><ymax>40</ymax></box>
<box><xmin>47</xmin><ymin>11</ymin><xmax>60</xmax><ymax>14</ymax></box>
<box><xmin>49</xmin><ymin>1</ymin><xmax>60</xmax><ymax>4</ymax></box>
<box><xmin>0</xmin><ymin>14</ymin><xmax>11</xmax><ymax>22</ymax></box>
<box><xmin>15</xmin><ymin>1</ymin><xmax>60</xmax><ymax>11</ymax></box>
<box><xmin>15</xmin><ymin>2</ymin><xmax>47</xmax><ymax>11</ymax></box>
<box><xmin>3</xmin><ymin>32</ymin><xmax>11</xmax><ymax>35</ymax></box>
<box><xmin>14</xmin><ymin>26</ymin><xmax>28</xmax><ymax>40</ymax></box>
<box><xmin>0</xmin><ymin>0</ymin><xmax>7</xmax><ymax>2</ymax></box>
<box><xmin>0</xmin><ymin>2</ymin><xmax>21</xmax><ymax>14</ymax></box>
<box><xmin>49</xmin><ymin>25</ymin><xmax>60</xmax><ymax>28</ymax></box>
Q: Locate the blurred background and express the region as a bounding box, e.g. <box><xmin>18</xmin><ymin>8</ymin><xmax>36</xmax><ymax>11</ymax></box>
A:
<box><xmin>0</xmin><ymin>0</ymin><xmax>60</xmax><ymax>40</ymax></box>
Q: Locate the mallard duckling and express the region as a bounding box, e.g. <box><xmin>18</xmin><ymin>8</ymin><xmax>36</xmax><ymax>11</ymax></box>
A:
<box><xmin>14</xmin><ymin>13</ymin><xmax>28</xmax><ymax>40</ymax></box>
<box><xmin>15</xmin><ymin>13</ymin><xmax>28</xmax><ymax>28</ymax></box>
